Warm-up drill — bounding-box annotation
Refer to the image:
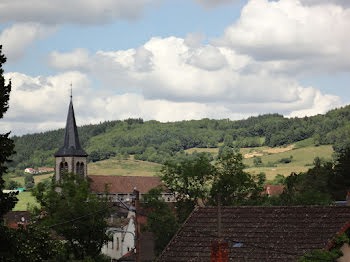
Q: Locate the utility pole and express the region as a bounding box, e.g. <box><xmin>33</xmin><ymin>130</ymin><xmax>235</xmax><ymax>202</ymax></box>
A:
<box><xmin>133</xmin><ymin>189</ymin><xmax>141</xmax><ymax>262</ymax></box>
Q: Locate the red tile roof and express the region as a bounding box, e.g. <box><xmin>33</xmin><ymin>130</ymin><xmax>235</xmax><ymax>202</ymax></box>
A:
<box><xmin>3</xmin><ymin>211</ymin><xmax>30</xmax><ymax>229</ymax></box>
<box><xmin>157</xmin><ymin>206</ymin><xmax>350</xmax><ymax>262</ymax></box>
<box><xmin>89</xmin><ymin>175</ymin><xmax>165</xmax><ymax>194</ymax></box>
<box><xmin>264</xmin><ymin>184</ymin><xmax>285</xmax><ymax>196</ymax></box>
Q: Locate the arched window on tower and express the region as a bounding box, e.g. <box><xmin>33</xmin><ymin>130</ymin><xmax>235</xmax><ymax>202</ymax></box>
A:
<box><xmin>80</xmin><ymin>162</ymin><xmax>84</xmax><ymax>176</ymax></box>
<box><xmin>64</xmin><ymin>162</ymin><xmax>68</xmax><ymax>173</ymax></box>
<box><xmin>76</xmin><ymin>162</ymin><xmax>80</xmax><ymax>175</ymax></box>
<box><xmin>59</xmin><ymin>162</ymin><xmax>64</xmax><ymax>176</ymax></box>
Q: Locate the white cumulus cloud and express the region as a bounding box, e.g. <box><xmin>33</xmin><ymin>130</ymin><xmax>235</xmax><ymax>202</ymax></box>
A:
<box><xmin>0</xmin><ymin>23</ymin><xmax>55</xmax><ymax>62</ymax></box>
<box><xmin>217</xmin><ymin>0</ymin><xmax>350</xmax><ymax>74</ymax></box>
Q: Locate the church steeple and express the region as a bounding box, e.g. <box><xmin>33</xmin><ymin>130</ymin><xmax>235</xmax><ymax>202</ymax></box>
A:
<box><xmin>54</xmin><ymin>99</ymin><xmax>87</xmax><ymax>157</ymax></box>
<box><xmin>54</xmin><ymin>91</ymin><xmax>88</xmax><ymax>181</ymax></box>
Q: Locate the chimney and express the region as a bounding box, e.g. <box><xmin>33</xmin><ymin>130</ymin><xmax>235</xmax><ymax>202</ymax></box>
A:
<box><xmin>210</xmin><ymin>194</ymin><xmax>228</xmax><ymax>262</ymax></box>
<box><xmin>210</xmin><ymin>241</ymin><xmax>229</xmax><ymax>262</ymax></box>
<box><xmin>346</xmin><ymin>191</ymin><xmax>350</xmax><ymax>206</ymax></box>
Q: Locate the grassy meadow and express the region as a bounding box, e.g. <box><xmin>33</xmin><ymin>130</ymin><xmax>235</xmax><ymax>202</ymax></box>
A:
<box><xmin>185</xmin><ymin>142</ymin><xmax>334</xmax><ymax>180</ymax></box>
<box><xmin>88</xmin><ymin>156</ymin><xmax>162</xmax><ymax>176</ymax></box>
<box><xmin>13</xmin><ymin>191</ymin><xmax>39</xmax><ymax>211</ymax></box>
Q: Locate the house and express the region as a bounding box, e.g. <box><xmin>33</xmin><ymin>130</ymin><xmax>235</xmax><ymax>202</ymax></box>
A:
<box><xmin>102</xmin><ymin>208</ymin><xmax>136</xmax><ymax>261</ymax></box>
<box><xmin>263</xmin><ymin>184</ymin><xmax>284</xmax><ymax>197</ymax></box>
<box><xmin>89</xmin><ymin>175</ymin><xmax>175</xmax><ymax>202</ymax></box>
<box><xmin>157</xmin><ymin>206</ymin><xmax>350</xmax><ymax>262</ymax></box>
<box><xmin>24</xmin><ymin>168</ymin><xmax>37</xmax><ymax>174</ymax></box>
<box><xmin>38</xmin><ymin>167</ymin><xmax>54</xmax><ymax>173</ymax></box>
<box><xmin>101</xmin><ymin>203</ymin><xmax>155</xmax><ymax>262</ymax></box>
<box><xmin>3</xmin><ymin>211</ymin><xmax>30</xmax><ymax>229</ymax></box>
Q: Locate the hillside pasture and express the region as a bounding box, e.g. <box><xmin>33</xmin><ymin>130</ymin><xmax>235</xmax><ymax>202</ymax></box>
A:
<box><xmin>244</xmin><ymin>145</ymin><xmax>333</xmax><ymax>179</ymax></box>
<box><xmin>13</xmin><ymin>191</ymin><xmax>39</xmax><ymax>211</ymax></box>
<box><xmin>88</xmin><ymin>157</ymin><xmax>162</xmax><ymax>176</ymax></box>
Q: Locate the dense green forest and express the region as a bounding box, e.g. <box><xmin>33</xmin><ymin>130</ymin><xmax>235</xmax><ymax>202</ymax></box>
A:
<box><xmin>8</xmin><ymin>104</ymin><xmax>350</xmax><ymax>171</ymax></box>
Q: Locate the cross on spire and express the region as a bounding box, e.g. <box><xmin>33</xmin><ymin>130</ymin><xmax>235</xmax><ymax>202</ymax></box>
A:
<box><xmin>70</xmin><ymin>82</ymin><xmax>73</xmax><ymax>101</ymax></box>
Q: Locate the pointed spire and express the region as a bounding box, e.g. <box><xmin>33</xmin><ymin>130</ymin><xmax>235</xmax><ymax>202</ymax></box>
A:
<box><xmin>55</xmin><ymin>96</ymin><xmax>87</xmax><ymax>157</ymax></box>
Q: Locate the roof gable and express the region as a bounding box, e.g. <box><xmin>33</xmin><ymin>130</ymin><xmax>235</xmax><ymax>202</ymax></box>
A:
<box><xmin>157</xmin><ymin>206</ymin><xmax>350</xmax><ymax>262</ymax></box>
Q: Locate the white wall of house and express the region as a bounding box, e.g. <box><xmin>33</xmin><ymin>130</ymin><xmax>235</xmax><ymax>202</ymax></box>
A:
<box><xmin>101</xmin><ymin>211</ymin><xmax>136</xmax><ymax>260</ymax></box>
<box><xmin>101</xmin><ymin>229</ymin><xmax>123</xmax><ymax>259</ymax></box>
<box><xmin>122</xmin><ymin>214</ymin><xmax>135</xmax><ymax>255</ymax></box>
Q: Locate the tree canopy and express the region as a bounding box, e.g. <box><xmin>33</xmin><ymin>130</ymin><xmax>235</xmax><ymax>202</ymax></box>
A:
<box><xmin>32</xmin><ymin>173</ymin><xmax>111</xmax><ymax>260</ymax></box>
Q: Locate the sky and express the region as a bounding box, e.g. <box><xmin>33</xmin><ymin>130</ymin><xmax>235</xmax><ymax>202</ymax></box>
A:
<box><xmin>0</xmin><ymin>0</ymin><xmax>349</xmax><ymax>135</ymax></box>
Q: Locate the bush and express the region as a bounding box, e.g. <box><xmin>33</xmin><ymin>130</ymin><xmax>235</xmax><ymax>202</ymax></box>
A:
<box><xmin>5</xmin><ymin>180</ymin><xmax>22</xmax><ymax>190</ymax></box>
<box><xmin>24</xmin><ymin>174</ymin><xmax>34</xmax><ymax>189</ymax></box>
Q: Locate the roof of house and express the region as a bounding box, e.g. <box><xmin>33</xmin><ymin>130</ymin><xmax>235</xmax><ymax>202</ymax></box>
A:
<box><xmin>89</xmin><ymin>175</ymin><xmax>165</xmax><ymax>194</ymax></box>
<box><xmin>157</xmin><ymin>206</ymin><xmax>350</xmax><ymax>262</ymax></box>
<box><xmin>264</xmin><ymin>184</ymin><xmax>285</xmax><ymax>196</ymax></box>
<box><xmin>55</xmin><ymin>99</ymin><xmax>87</xmax><ymax>157</ymax></box>
<box><xmin>3</xmin><ymin>211</ymin><xmax>30</xmax><ymax>229</ymax></box>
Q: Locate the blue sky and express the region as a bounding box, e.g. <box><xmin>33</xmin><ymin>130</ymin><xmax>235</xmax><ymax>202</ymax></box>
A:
<box><xmin>0</xmin><ymin>0</ymin><xmax>349</xmax><ymax>135</ymax></box>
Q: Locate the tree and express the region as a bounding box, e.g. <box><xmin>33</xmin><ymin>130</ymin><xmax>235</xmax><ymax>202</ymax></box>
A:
<box><xmin>210</xmin><ymin>152</ymin><xmax>266</xmax><ymax>206</ymax></box>
<box><xmin>141</xmin><ymin>186</ymin><xmax>179</xmax><ymax>256</ymax></box>
<box><xmin>253</xmin><ymin>156</ymin><xmax>262</xmax><ymax>167</ymax></box>
<box><xmin>32</xmin><ymin>173</ymin><xmax>111</xmax><ymax>260</ymax></box>
<box><xmin>0</xmin><ymin>45</ymin><xmax>18</xmax><ymax>259</ymax></box>
<box><xmin>4</xmin><ymin>225</ymin><xmax>65</xmax><ymax>262</ymax></box>
<box><xmin>331</xmin><ymin>147</ymin><xmax>350</xmax><ymax>200</ymax></box>
<box><xmin>24</xmin><ymin>174</ymin><xmax>34</xmax><ymax>189</ymax></box>
<box><xmin>160</xmin><ymin>153</ymin><xmax>214</xmax><ymax>222</ymax></box>
<box><xmin>5</xmin><ymin>180</ymin><xmax>22</xmax><ymax>190</ymax></box>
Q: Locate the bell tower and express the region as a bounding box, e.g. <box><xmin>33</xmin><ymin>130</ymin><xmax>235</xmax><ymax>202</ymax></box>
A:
<box><xmin>54</xmin><ymin>90</ymin><xmax>88</xmax><ymax>182</ymax></box>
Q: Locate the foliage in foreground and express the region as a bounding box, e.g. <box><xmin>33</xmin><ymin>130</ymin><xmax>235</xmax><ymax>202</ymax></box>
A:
<box><xmin>297</xmin><ymin>233</ymin><xmax>350</xmax><ymax>262</ymax></box>
<box><xmin>0</xmin><ymin>44</ymin><xmax>18</xmax><ymax>260</ymax></box>
<box><xmin>141</xmin><ymin>186</ymin><xmax>179</xmax><ymax>256</ymax></box>
<box><xmin>32</xmin><ymin>173</ymin><xmax>111</xmax><ymax>260</ymax></box>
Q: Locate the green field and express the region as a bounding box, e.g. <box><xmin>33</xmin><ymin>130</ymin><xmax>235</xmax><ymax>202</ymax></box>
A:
<box><xmin>185</xmin><ymin>143</ymin><xmax>334</xmax><ymax>180</ymax></box>
<box><xmin>9</xmin><ymin>173</ymin><xmax>53</xmax><ymax>187</ymax></box>
<box><xmin>13</xmin><ymin>191</ymin><xmax>39</xmax><ymax>211</ymax></box>
<box><xmin>88</xmin><ymin>157</ymin><xmax>162</xmax><ymax>176</ymax></box>
<box><xmin>244</xmin><ymin>145</ymin><xmax>333</xmax><ymax>179</ymax></box>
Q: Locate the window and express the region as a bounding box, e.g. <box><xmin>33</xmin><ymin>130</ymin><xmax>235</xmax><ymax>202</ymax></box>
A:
<box><xmin>76</xmin><ymin>162</ymin><xmax>80</xmax><ymax>174</ymax></box>
<box><xmin>80</xmin><ymin>162</ymin><xmax>84</xmax><ymax>176</ymax></box>
<box><xmin>64</xmin><ymin>162</ymin><xmax>68</xmax><ymax>173</ymax></box>
<box><xmin>116</xmin><ymin>237</ymin><xmax>119</xmax><ymax>250</ymax></box>
<box><xmin>60</xmin><ymin>161</ymin><xmax>68</xmax><ymax>176</ymax></box>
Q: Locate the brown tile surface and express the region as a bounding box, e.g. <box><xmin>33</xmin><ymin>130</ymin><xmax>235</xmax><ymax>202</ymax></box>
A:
<box><xmin>158</xmin><ymin>206</ymin><xmax>350</xmax><ymax>262</ymax></box>
<box><xmin>89</xmin><ymin>175</ymin><xmax>164</xmax><ymax>194</ymax></box>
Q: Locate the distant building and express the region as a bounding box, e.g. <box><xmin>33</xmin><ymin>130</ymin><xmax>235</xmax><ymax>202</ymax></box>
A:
<box><xmin>263</xmin><ymin>184</ymin><xmax>284</xmax><ymax>197</ymax></box>
<box><xmin>158</xmin><ymin>206</ymin><xmax>350</xmax><ymax>262</ymax></box>
<box><xmin>24</xmin><ymin>168</ymin><xmax>37</xmax><ymax>174</ymax></box>
<box><xmin>3</xmin><ymin>211</ymin><xmax>30</xmax><ymax>229</ymax></box>
<box><xmin>38</xmin><ymin>167</ymin><xmax>54</xmax><ymax>173</ymax></box>
<box><xmin>89</xmin><ymin>175</ymin><xmax>175</xmax><ymax>202</ymax></box>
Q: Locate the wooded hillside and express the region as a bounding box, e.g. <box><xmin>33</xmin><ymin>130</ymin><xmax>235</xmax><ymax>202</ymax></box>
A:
<box><xmin>8</xmin><ymin>105</ymin><xmax>350</xmax><ymax>171</ymax></box>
